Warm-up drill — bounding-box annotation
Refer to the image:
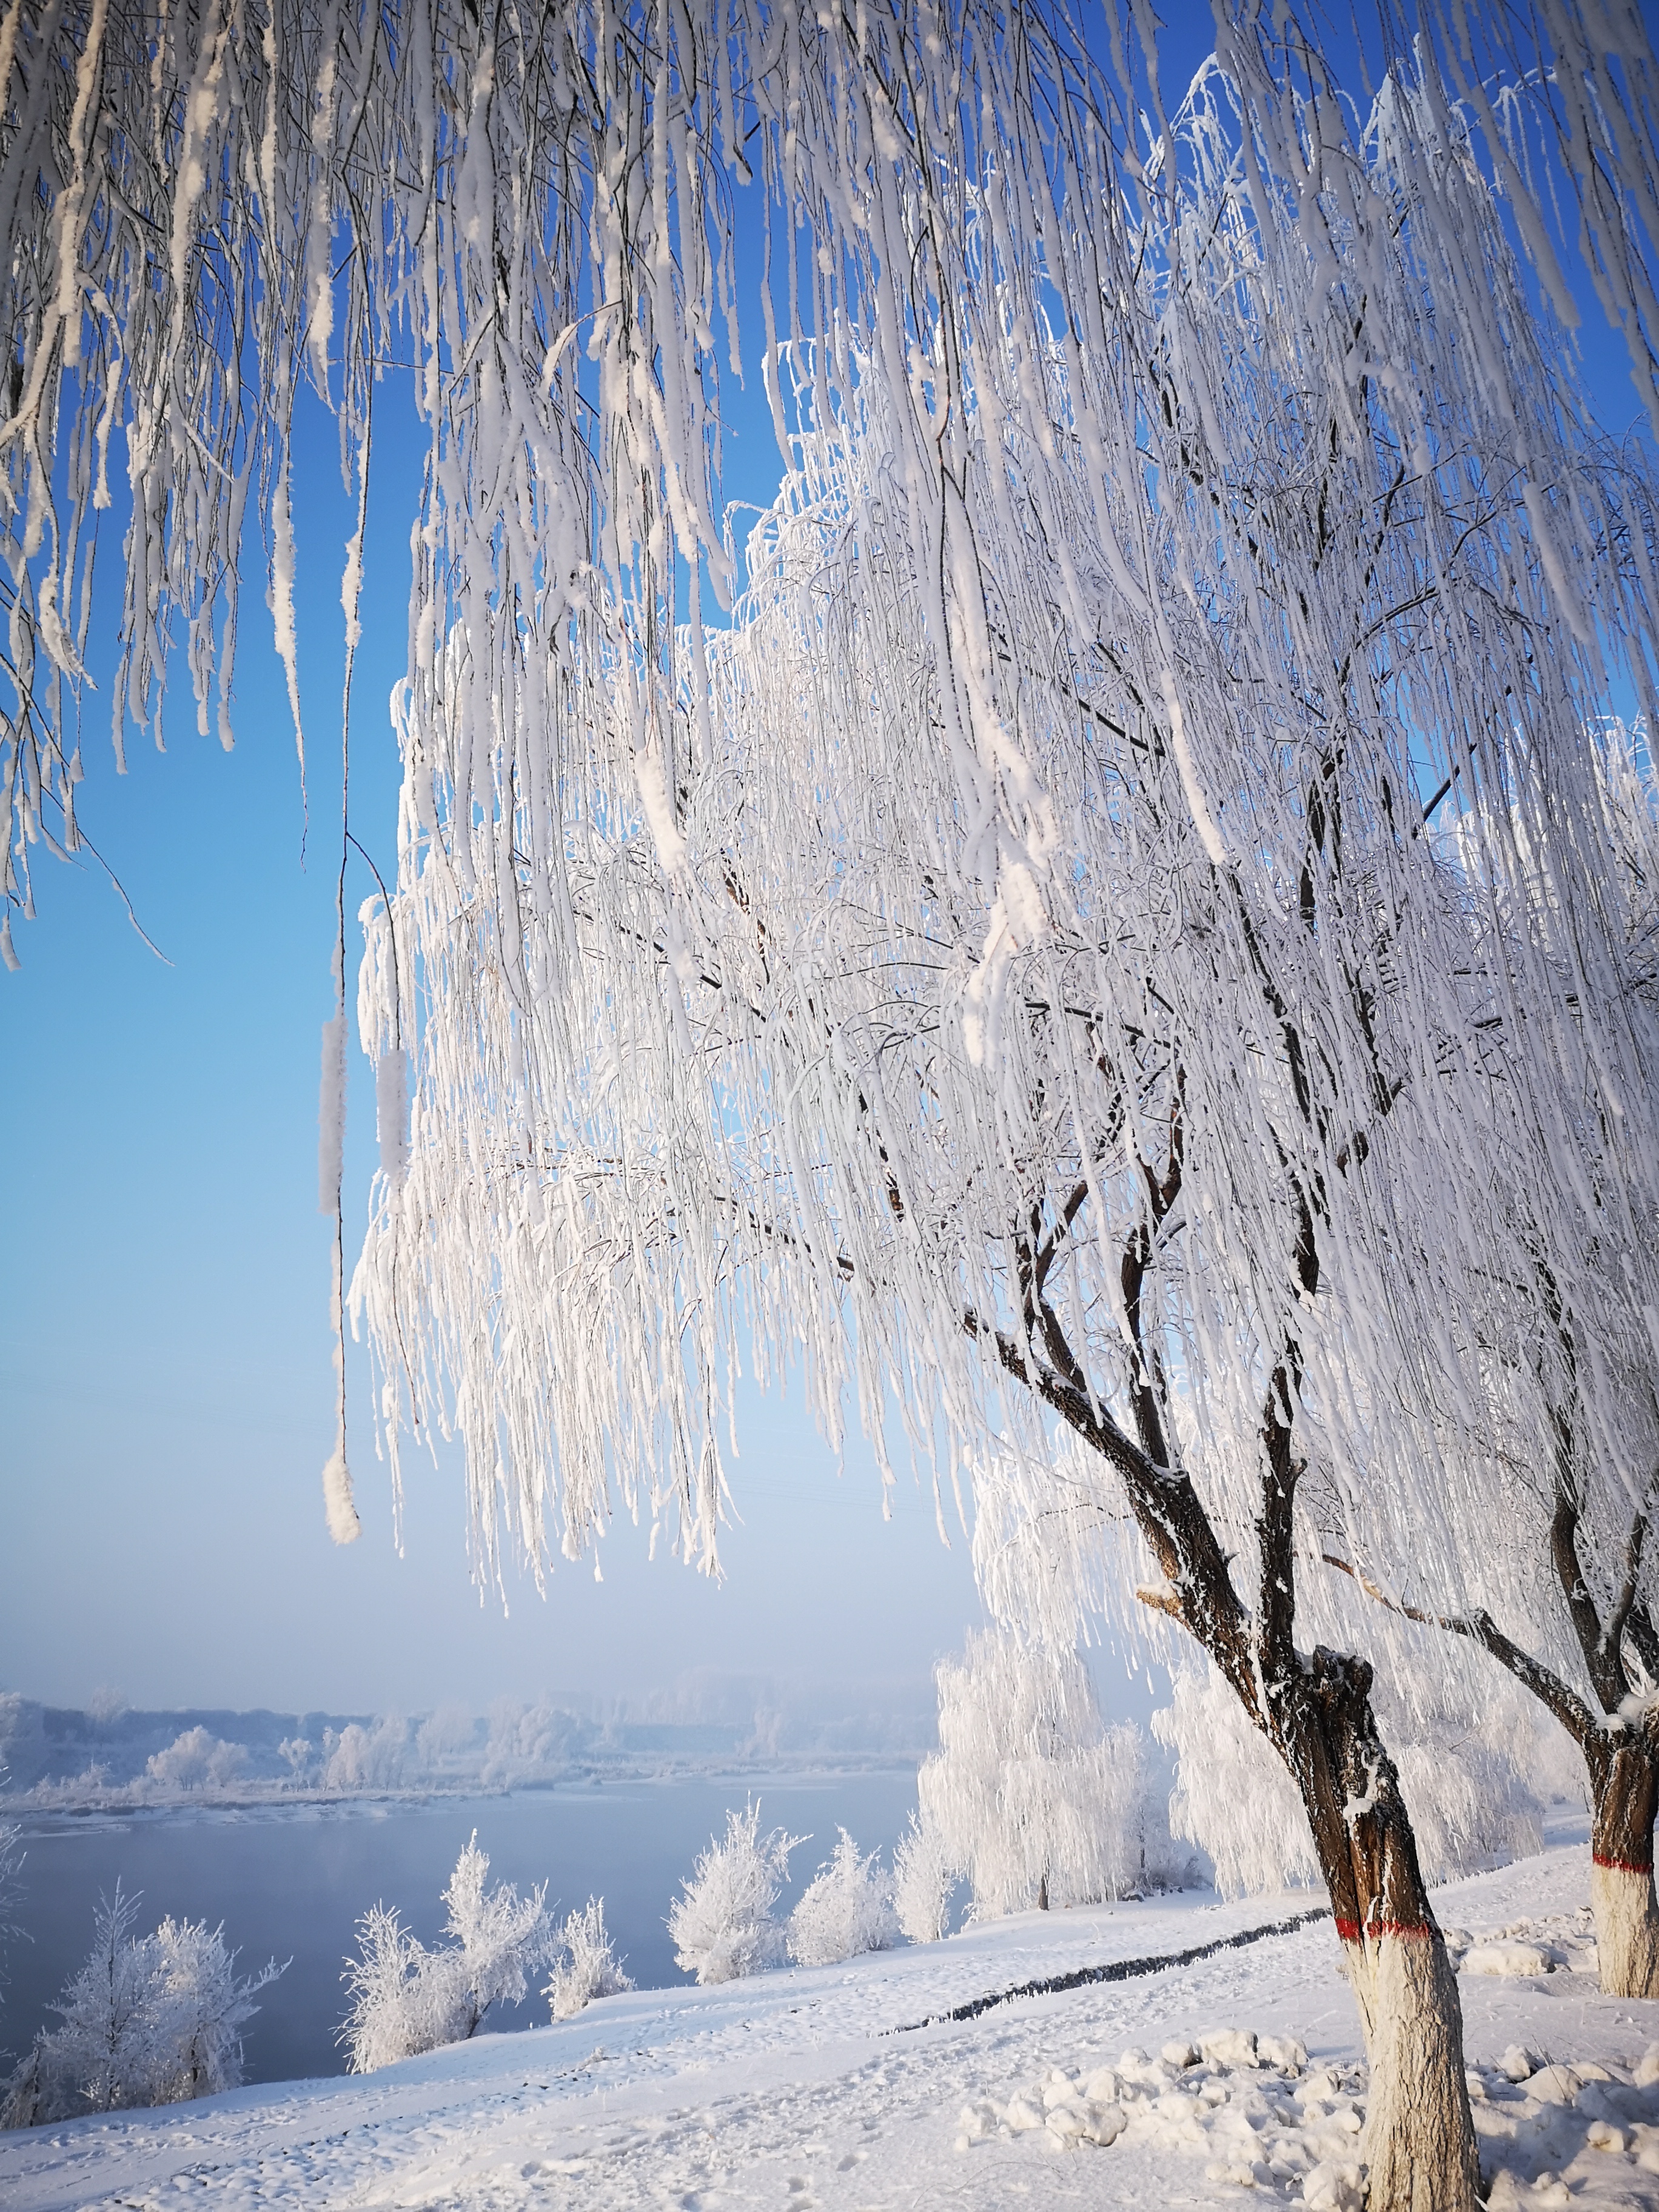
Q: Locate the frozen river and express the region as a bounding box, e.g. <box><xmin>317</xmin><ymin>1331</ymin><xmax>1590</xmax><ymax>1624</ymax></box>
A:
<box><xmin>1</xmin><ymin>1771</ymin><xmax>922</xmax><ymax>2086</ymax></box>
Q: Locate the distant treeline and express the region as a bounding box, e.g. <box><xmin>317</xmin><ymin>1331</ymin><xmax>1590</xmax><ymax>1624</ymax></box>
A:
<box><xmin>0</xmin><ymin>1683</ymin><xmax>937</xmax><ymax>1809</ymax></box>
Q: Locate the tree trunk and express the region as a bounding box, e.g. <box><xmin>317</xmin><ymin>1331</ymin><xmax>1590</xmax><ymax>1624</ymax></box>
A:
<box><xmin>1272</xmin><ymin>1647</ymin><xmax>1480</xmax><ymax>2212</ymax></box>
<box><xmin>1587</xmin><ymin>1732</ymin><xmax>1659</xmax><ymax>1999</ymax></box>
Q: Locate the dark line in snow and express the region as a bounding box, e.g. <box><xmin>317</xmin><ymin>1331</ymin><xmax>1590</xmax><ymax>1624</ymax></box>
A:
<box><xmin>888</xmin><ymin>1906</ymin><xmax>1333</xmax><ymax>2032</ymax></box>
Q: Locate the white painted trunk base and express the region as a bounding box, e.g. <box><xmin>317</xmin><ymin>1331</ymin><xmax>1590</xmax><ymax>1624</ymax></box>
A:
<box><xmin>1350</xmin><ymin>1931</ymin><xmax>1479</xmax><ymax>2212</ymax></box>
<box><xmin>1590</xmin><ymin>1857</ymin><xmax>1659</xmax><ymax>1998</ymax></box>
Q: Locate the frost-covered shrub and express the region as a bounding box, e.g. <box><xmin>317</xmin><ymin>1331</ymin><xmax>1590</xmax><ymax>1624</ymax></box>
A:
<box><xmin>439</xmin><ymin>1831</ymin><xmax>549</xmax><ymax>2032</ymax></box>
<box><xmin>1</xmin><ymin>1885</ymin><xmax>281</xmax><ymax>2126</ymax></box>
<box><xmin>336</xmin><ymin>1903</ymin><xmax>431</xmax><ymax>2074</ymax></box>
<box><xmin>338</xmin><ymin>1832</ymin><xmax>548</xmax><ymax>2072</ymax></box>
<box><xmin>277</xmin><ymin>1737</ymin><xmax>313</xmax><ymax>1783</ymax></box>
<box><xmin>666</xmin><ymin>1801</ymin><xmax>802</xmax><ymax>1984</ymax></box>
<box><xmin>144</xmin><ymin>1727</ymin><xmax>249</xmax><ymax>1793</ymax></box>
<box><xmin>918</xmin><ymin>1630</ymin><xmax>1144</xmax><ymax>1919</ymax></box>
<box><xmin>321</xmin><ymin>1718</ymin><xmax>407</xmax><ymax>1793</ymax></box>
<box><xmin>545</xmin><ymin>1897</ymin><xmax>633</xmax><ymax>2019</ymax></box>
<box><xmin>892</xmin><ymin>1809</ymin><xmax>959</xmax><ymax>1943</ymax></box>
<box><xmin>786</xmin><ymin>1831</ymin><xmax>897</xmax><ymax>1967</ymax></box>
<box><xmin>1153</xmin><ymin>1664</ymin><xmax>1322</xmax><ymax>1900</ymax></box>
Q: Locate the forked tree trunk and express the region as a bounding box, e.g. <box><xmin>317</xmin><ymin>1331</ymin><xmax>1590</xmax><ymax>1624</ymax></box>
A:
<box><xmin>984</xmin><ymin>1230</ymin><xmax>1481</xmax><ymax>2208</ymax></box>
<box><xmin>1324</xmin><ymin>1517</ymin><xmax>1659</xmax><ymax>2008</ymax></box>
<box><xmin>1587</xmin><ymin>1733</ymin><xmax>1659</xmax><ymax>1998</ymax></box>
<box><xmin>1270</xmin><ymin>1647</ymin><xmax>1481</xmax><ymax>2212</ymax></box>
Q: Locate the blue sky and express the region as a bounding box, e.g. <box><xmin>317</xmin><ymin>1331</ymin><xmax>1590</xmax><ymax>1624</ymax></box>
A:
<box><xmin>2</xmin><ymin>12</ymin><xmax>1652</xmax><ymax>1718</ymax></box>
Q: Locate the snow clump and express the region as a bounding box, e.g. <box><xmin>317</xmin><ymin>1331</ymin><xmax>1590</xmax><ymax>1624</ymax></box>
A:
<box><xmin>1462</xmin><ymin>1939</ymin><xmax>1556</xmax><ymax>1978</ymax></box>
<box><xmin>786</xmin><ymin>1830</ymin><xmax>898</xmax><ymax>1966</ymax></box>
<box><xmin>959</xmin><ymin>2021</ymin><xmax>1659</xmax><ymax>2211</ymax></box>
<box><xmin>667</xmin><ymin>1800</ymin><xmax>803</xmax><ymax>1985</ymax></box>
<box><xmin>954</xmin><ymin>2028</ymin><xmax>1377</xmax><ymax>2200</ymax></box>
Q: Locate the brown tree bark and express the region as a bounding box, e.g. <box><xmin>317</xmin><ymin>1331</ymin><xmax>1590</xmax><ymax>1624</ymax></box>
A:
<box><xmin>972</xmin><ymin>1131</ymin><xmax>1481</xmax><ymax>2211</ymax></box>
<box><xmin>1327</xmin><ymin>1430</ymin><xmax>1659</xmax><ymax>2002</ymax></box>
<box><xmin>1268</xmin><ymin>1647</ymin><xmax>1479</xmax><ymax>2210</ymax></box>
<box><xmin>1587</xmin><ymin>1734</ymin><xmax>1659</xmax><ymax>1998</ymax></box>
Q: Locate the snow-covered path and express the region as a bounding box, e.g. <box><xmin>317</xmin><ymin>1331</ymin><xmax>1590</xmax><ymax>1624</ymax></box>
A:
<box><xmin>7</xmin><ymin>1824</ymin><xmax>1659</xmax><ymax>2211</ymax></box>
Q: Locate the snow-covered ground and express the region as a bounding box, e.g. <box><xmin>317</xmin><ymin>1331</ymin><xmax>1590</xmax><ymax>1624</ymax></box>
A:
<box><xmin>6</xmin><ymin>1817</ymin><xmax>1657</xmax><ymax>2212</ymax></box>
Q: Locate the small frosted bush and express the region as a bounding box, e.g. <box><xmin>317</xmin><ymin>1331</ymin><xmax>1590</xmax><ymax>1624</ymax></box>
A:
<box><xmin>787</xmin><ymin>1831</ymin><xmax>897</xmax><ymax>1967</ymax></box>
<box><xmin>545</xmin><ymin>1897</ymin><xmax>633</xmax><ymax>2019</ymax></box>
<box><xmin>891</xmin><ymin>1810</ymin><xmax>958</xmax><ymax>1943</ymax></box>
<box><xmin>339</xmin><ymin>1832</ymin><xmax>548</xmax><ymax>2072</ymax></box>
<box><xmin>667</xmin><ymin>1801</ymin><xmax>802</xmax><ymax>1985</ymax></box>
<box><xmin>337</xmin><ymin>1903</ymin><xmax>432</xmax><ymax>2075</ymax></box>
<box><xmin>1</xmin><ymin>1884</ymin><xmax>281</xmax><ymax>2126</ymax></box>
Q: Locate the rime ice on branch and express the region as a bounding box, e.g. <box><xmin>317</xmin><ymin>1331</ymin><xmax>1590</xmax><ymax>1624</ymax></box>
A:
<box><xmin>1317</xmin><ymin>723</ymin><xmax>1659</xmax><ymax>1997</ymax></box>
<box><xmin>350</xmin><ymin>28</ymin><xmax>1659</xmax><ymax>2205</ymax></box>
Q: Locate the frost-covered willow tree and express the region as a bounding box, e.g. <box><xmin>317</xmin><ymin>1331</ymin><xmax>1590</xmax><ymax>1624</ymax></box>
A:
<box><xmin>349</xmin><ymin>38</ymin><xmax>1659</xmax><ymax>2209</ymax></box>
<box><xmin>9</xmin><ymin>3</ymin><xmax>1659</xmax><ymax>2206</ymax></box>
<box><xmin>1313</xmin><ymin>719</ymin><xmax>1659</xmax><ymax>1997</ymax></box>
<box><xmin>918</xmin><ymin>1629</ymin><xmax>1142</xmax><ymax>1917</ymax></box>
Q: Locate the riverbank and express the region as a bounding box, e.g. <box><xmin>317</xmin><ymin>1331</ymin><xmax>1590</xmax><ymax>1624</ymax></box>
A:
<box><xmin>6</xmin><ymin>1821</ymin><xmax>1654</xmax><ymax>2212</ymax></box>
<box><xmin>0</xmin><ymin>1771</ymin><xmax>928</xmax><ymax>2085</ymax></box>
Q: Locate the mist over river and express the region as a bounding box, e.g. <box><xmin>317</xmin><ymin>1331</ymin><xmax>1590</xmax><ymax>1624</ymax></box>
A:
<box><xmin>3</xmin><ymin>1772</ymin><xmax>923</xmax><ymax>2086</ymax></box>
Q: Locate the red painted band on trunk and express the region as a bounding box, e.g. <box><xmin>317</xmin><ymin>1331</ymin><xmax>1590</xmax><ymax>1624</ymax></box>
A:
<box><xmin>1334</xmin><ymin>1917</ymin><xmax>1435</xmax><ymax>1943</ymax></box>
<box><xmin>1592</xmin><ymin>1851</ymin><xmax>1655</xmax><ymax>1875</ymax></box>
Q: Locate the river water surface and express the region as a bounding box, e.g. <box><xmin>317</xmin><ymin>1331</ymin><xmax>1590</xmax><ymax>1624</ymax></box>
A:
<box><xmin>2</xmin><ymin>1771</ymin><xmax>923</xmax><ymax>2086</ymax></box>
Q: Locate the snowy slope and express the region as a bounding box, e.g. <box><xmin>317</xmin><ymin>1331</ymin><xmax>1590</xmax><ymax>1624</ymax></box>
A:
<box><xmin>5</xmin><ymin>1821</ymin><xmax>1658</xmax><ymax>2212</ymax></box>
